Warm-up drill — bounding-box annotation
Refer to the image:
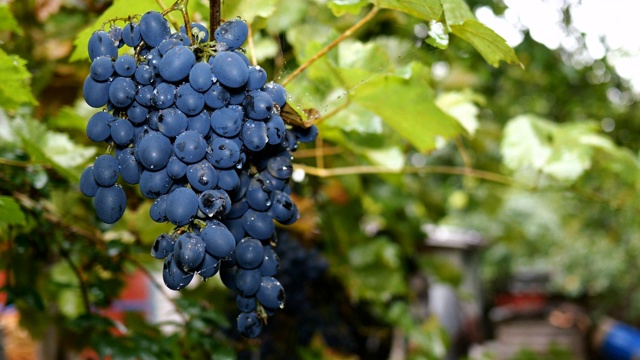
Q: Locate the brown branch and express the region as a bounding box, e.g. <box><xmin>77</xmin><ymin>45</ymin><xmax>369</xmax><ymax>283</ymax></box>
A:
<box><xmin>210</xmin><ymin>0</ymin><xmax>221</xmax><ymax>33</ymax></box>
<box><xmin>281</xmin><ymin>5</ymin><xmax>380</xmax><ymax>86</ymax></box>
<box><xmin>293</xmin><ymin>163</ymin><xmax>523</xmax><ymax>187</ymax></box>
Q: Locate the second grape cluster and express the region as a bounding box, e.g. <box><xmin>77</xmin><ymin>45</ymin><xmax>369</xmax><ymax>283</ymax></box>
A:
<box><xmin>79</xmin><ymin>10</ymin><xmax>318</xmax><ymax>337</ymax></box>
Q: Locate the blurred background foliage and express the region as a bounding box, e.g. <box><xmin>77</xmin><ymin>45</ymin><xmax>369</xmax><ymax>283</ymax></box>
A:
<box><xmin>0</xmin><ymin>0</ymin><xmax>639</xmax><ymax>359</ymax></box>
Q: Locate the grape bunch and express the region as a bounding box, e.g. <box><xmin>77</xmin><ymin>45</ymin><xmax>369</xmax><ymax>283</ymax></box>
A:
<box><xmin>78</xmin><ymin>10</ymin><xmax>318</xmax><ymax>337</ymax></box>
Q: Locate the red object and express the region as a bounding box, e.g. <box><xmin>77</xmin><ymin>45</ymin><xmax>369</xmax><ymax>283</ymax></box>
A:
<box><xmin>101</xmin><ymin>270</ymin><xmax>152</xmax><ymax>324</ymax></box>
<box><xmin>495</xmin><ymin>292</ymin><xmax>547</xmax><ymax>312</ymax></box>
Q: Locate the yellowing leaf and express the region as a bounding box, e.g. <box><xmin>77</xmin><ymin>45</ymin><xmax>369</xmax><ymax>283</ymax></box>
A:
<box><xmin>224</xmin><ymin>0</ymin><xmax>277</xmax><ymax>23</ymax></box>
<box><xmin>0</xmin><ymin>5</ymin><xmax>23</xmax><ymax>35</ymax></box>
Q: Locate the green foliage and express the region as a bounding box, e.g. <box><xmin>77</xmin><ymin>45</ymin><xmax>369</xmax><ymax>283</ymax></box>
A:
<box><xmin>0</xmin><ymin>195</ymin><xmax>26</xmax><ymax>227</ymax></box>
<box><xmin>0</xmin><ymin>49</ymin><xmax>37</xmax><ymax>109</ymax></box>
<box><xmin>0</xmin><ymin>4</ymin><xmax>23</xmax><ymax>35</ymax></box>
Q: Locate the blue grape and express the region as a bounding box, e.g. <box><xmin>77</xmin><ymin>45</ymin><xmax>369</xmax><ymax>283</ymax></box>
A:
<box><xmin>220</xmin><ymin>264</ymin><xmax>237</xmax><ymax>290</ymax></box>
<box><xmin>211</xmin><ymin>52</ymin><xmax>249</xmax><ymax>88</ymax></box>
<box><xmin>108</xmin><ymin>25</ymin><xmax>123</xmax><ymax>46</ymax></box>
<box><xmin>204</xmin><ymin>83</ymin><xmax>230</xmax><ymax>109</ymax></box>
<box><xmin>259</xmin><ymin>245</ymin><xmax>279</xmax><ymax>276</ymax></box>
<box><xmin>260</xmin><ymin>170</ymin><xmax>286</xmax><ymax>191</ymax></box>
<box><xmin>229</xmin><ymin>171</ymin><xmax>251</xmax><ymax>201</ymax></box>
<box><xmin>93</xmin><ymin>154</ymin><xmax>119</xmax><ymax>187</ymax></box>
<box><xmin>257</xmin><ymin>276</ymin><xmax>285</xmax><ymax>309</ymax></box>
<box><xmin>110</xmin><ymin>119</ymin><xmax>134</xmax><ymax>146</ymax></box>
<box><xmin>266</xmin><ymin>113</ymin><xmax>286</xmax><ymax>145</ymax></box>
<box><xmin>174</xmin><ymin>232</ymin><xmax>206</xmax><ymax>272</ymax></box>
<box><xmin>181</xmin><ymin>22</ymin><xmax>209</xmax><ymax>43</ymax></box>
<box><xmin>159</xmin><ymin>46</ymin><xmax>195</xmax><ymax>82</ymax></box>
<box><xmin>145</xmin><ymin>48</ymin><xmax>162</xmax><ymax>73</ymax></box>
<box><xmin>263</xmin><ymin>81</ymin><xmax>287</xmax><ymax>107</ymax></box>
<box><xmin>198</xmin><ymin>190</ymin><xmax>231</xmax><ymax>218</ymax></box>
<box><xmin>207</xmin><ymin>137</ymin><xmax>240</xmax><ymax>169</ymax></box>
<box><xmin>80</xmin><ymin>166</ymin><xmax>99</xmax><ymax>197</ymax></box>
<box><xmin>114</xmin><ymin>54</ymin><xmax>137</xmax><ymax>77</ymax></box>
<box><xmin>162</xmin><ymin>253</ymin><xmax>194</xmax><ymax>291</ymax></box>
<box><xmin>108</xmin><ymin>77</ymin><xmax>136</xmax><ymax>108</ymax></box>
<box><xmin>246</xmin><ymin>175</ymin><xmax>274</xmax><ymax>211</ymax></box>
<box><xmin>236</xmin><ymin>312</ymin><xmax>263</xmax><ymax>338</ymax></box>
<box><xmin>139</xmin><ymin>168</ymin><xmax>173</xmax><ymax>199</ymax></box>
<box><xmin>165</xmin><ymin>187</ymin><xmax>199</xmax><ymax>226</ymax></box>
<box><xmin>151</xmin><ymin>233</ymin><xmax>175</xmax><ymax>259</ymax></box>
<box><xmin>200</xmin><ymin>221</ymin><xmax>236</xmax><ymax>258</ymax></box>
<box><xmin>158</xmin><ymin>34</ymin><xmax>186</xmax><ymax>56</ymax></box>
<box><xmin>246</xmin><ymin>66</ymin><xmax>267</xmax><ymax>90</ymax></box>
<box><xmin>227</xmin><ymin>87</ymin><xmax>246</xmax><ymax>105</ymax></box>
<box><xmin>90</xmin><ymin>56</ymin><xmax>114</xmax><ymax>81</ymax></box>
<box><xmin>217</xmin><ymin>168</ymin><xmax>240</xmax><ymax>191</ymax></box>
<box><xmin>166</xmin><ymin>155</ymin><xmax>187</xmax><ymax>179</ymax></box>
<box><xmin>292</xmin><ymin>124</ymin><xmax>319</xmax><ymax>143</ymax></box>
<box><xmin>83</xmin><ymin>75</ymin><xmax>111</xmax><ymax>108</ymax></box>
<box><xmin>86</xmin><ymin>111</ymin><xmax>114</xmax><ymax>142</ymax></box>
<box><xmin>122</xmin><ymin>22</ymin><xmax>141</xmax><ymax>47</ymax></box>
<box><xmin>227</xmin><ymin>198</ymin><xmax>249</xmax><ymax>219</ymax></box>
<box><xmin>186</xmin><ymin>111</ymin><xmax>211</xmax><ymax>137</ymax></box>
<box><xmin>186</xmin><ymin>160</ymin><xmax>218</xmax><ymax>192</ymax></box>
<box><xmin>135</xmin><ymin>85</ymin><xmax>154</xmax><ymax>107</ymax></box>
<box><xmin>152</xmin><ymin>82</ymin><xmax>176</xmax><ymax>109</ymax></box>
<box><xmin>94</xmin><ymin>185</ymin><xmax>127</xmax><ymax>224</ymax></box>
<box><xmin>195</xmin><ymin>253</ymin><xmax>220</xmax><ymax>278</ymax></box>
<box><xmin>137</xmin><ymin>131</ymin><xmax>172</xmax><ymax>170</ymax></box>
<box><xmin>236</xmin><ymin>268</ymin><xmax>261</xmax><ymax>296</ymax></box>
<box><xmin>134</xmin><ymin>64</ymin><xmax>155</xmax><ymax>85</ymax></box>
<box><xmin>175</xmin><ymin>83</ymin><xmax>204</xmax><ymax>115</ymax></box>
<box><xmin>241</xmin><ymin>120</ymin><xmax>268</xmax><ymax>151</ymax></box>
<box><xmin>214</xmin><ymin>19</ymin><xmax>249</xmax><ymax>51</ymax></box>
<box><xmin>149</xmin><ymin>194</ymin><xmax>168</xmax><ymax>223</ymax></box>
<box><xmin>243</xmin><ymin>90</ymin><xmax>274</xmax><ymax>120</ymax></box>
<box><xmin>88</xmin><ymin>30</ymin><xmax>118</xmax><ymax>61</ymax></box>
<box><xmin>235</xmin><ymin>237</ymin><xmax>264</xmax><ymax>270</ymax></box>
<box><xmin>118</xmin><ymin>148</ymin><xmax>141</xmax><ymax>184</ymax></box>
<box><xmin>269</xmin><ymin>190</ymin><xmax>298</xmax><ymax>224</ymax></box>
<box><xmin>223</xmin><ymin>217</ymin><xmax>246</xmax><ymax>243</ymax></box>
<box><xmin>242</xmin><ymin>209</ymin><xmax>274</xmax><ymax>240</ymax></box>
<box><xmin>158</xmin><ymin>107</ymin><xmax>188</xmax><ymax>138</ymax></box>
<box><xmin>127</xmin><ymin>101</ymin><xmax>149</xmax><ymax>124</ymax></box>
<box><xmin>210</xmin><ymin>105</ymin><xmax>243</xmax><ymax>138</ymax></box>
<box><xmin>140</xmin><ymin>11</ymin><xmax>171</xmax><ymax>47</ymax></box>
<box><xmin>236</xmin><ymin>295</ymin><xmax>257</xmax><ymax>312</ymax></box>
<box><xmin>189</xmin><ymin>61</ymin><xmax>213</xmax><ymax>92</ymax></box>
<box><xmin>266</xmin><ymin>154</ymin><xmax>293</xmax><ymax>179</ymax></box>
<box><xmin>173</xmin><ymin>130</ymin><xmax>207</xmax><ymax>164</ymax></box>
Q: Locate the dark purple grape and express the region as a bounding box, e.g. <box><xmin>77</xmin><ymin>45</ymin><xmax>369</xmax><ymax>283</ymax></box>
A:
<box><xmin>259</xmin><ymin>245</ymin><xmax>279</xmax><ymax>277</ymax></box>
<box><xmin>242</xmin><ymin>209</ymin><xmax>274</xmax><ymax>240</ymax></box>
<box><xmin>137</xmin><ymin>131</ymin><xmax>172</xmax><ymax>170</ymax></box>
<box><xmin>149</xmin><ymin>194</ymin><xmax>168</xmax><ymax>223</ymax></box>
<box><xmin>165</xmin><ymin>187</ymin><xmax>199</xmax><ymax>226</ymax></box>
<box><xmin>114</xmin><ymin>54</ymin><xmax>137</xmax><ymax>77</ymax></box>
<box><xmin>108</xmin><ymin>77</ymin><xmax>136</xmax><ymax>108</ymax></box>
<box><xmin>263</xmin><ymin>81</ymin><xmax>287</xmax><ymax>107</ymax></box>
<box><xmin>93</xmin><ymin>154</ymin><xmax>119</xmax><ymax>187</ymax></box>
<box><xmin>110</xmin><ymin>119</ymin><xmax>134</xmax><ymax>146</ymax></box>
<box><xmin>189</xmin><ymin>61</ymin><xmax>213</xmax><ymax>92</ymax></box>
<box><xmin>181</xmin><ymin>22</ymin><xmax>209</xmax><ymax>43</ymax></box>
<box><xmin>236</xmin><ymin>295</ymin><xmax>257</xmax><ymax>312</ymax></box>
<box><xmin>175</xmin><ymin>83</ymin><xmax>204</xmax><ymax>116</ymax></box>
<box><xmin>86</xmin><ymin>111</ymin><xmax>114</xmax><ymax>142</ymax></box>
<box><xmin>158</xmin><ymin>107</ymin><xmax>188</xmax><ymax>138</ymax></box>
<box><xmin>186</xmin><ymin>111</ymin><xmax>211</xmax><ymax>137</ymax></box>
<box><xmin>198</xmin><ymin>190</ymin><xmax>231</xmax><ymax>218</ymax></box>
<box><xmin>204</xmin><ymin>83</ymin><xmax>230</xmax><ymax>109</ymax></box>
<box><xmin>210</xmin><ymin>105</ymin><xmax>243</xmax><ymax>138</ymax></box>
<box><xmin>211</xmin><ymin>51</ymin><xmax>249</xmax><ymax>88</ymax></box>
<box><xmin>241</xmin><ymin>120</ymin><xmax>268</xmax><ymax>151</ymax></box>
<box><xmin>134</xmin><ymin>64</ymin><xmax>155</xmax><ymax>85</ymax></box>
<box><xmin>195</xmin><ymin>253</ymin><xmax>220</xmax><ymax>278</ymax></box>
<box><xmin>235</xmin><ymin>237</ymin><xmax>264</xmax><ymax>270</ymax></box>
<box><xmin>166</xmin><ymin>155</ymin><xmax>187</xmax><ymax>179</ymax></box>
<box><xmin>88</xmin><ymin>30</ymin><xmax>118</xmax><ymax>61</ymax></box>
<box><xmin>246</xmin><ymin>66</ymin><xmax>267</xmax><ymax>90</ymax></box>
<box><xmin>174</xmin><ymin>232</ymin><xmax>206</xmax><ymax>272</ymax></box>
<box><xmin>152</xmin><ymin>82</ymin><xmax>176</xmax><ymax>109</ymax></box>
<box><xmin>200</xmin><ymin>221</ymin><xmax>236</xmax><ymax>258</ymax></box>
<box><xmin>118</xmin><ymin>148</ymin><xmax>141</xmax><ymax>184</ymax></box>
<box><xmin>90</xmin><ymin>56</ymin><xmax>114</xmax><ymax>81</ymax></box>
<box><xmin>140</xmin><ymin>11</ymin><xmax>171</xmax><ymax>47</ymax></box>
<box><xmin>162</xmin><ymin>253</ymin><xmax>194</xmax><ymax>290</ymax></box>
<box><xmin>243</xmin><ymin>90</ymin><xmax>273</xmax><ymax>120</ymax></box>
<box><xmin>139</xmin><ymin>168</ymin><xmax>173</xmax><ymax>199</ymax></box>
<box><xmin>122</xmin><ymin>22</ymin><xmax>141</xmax><ymax>47</ymax></box>
<box><xmin>236</xmin><ymin>268</ymin><xmax>261</xmax><ymax>296</ymax></box>
<box><xmin>257</xmin><ymin>276</ymin><xmax>285</xmax><ymax>309</ymax></box>
<box><xmin>159</xmin><ymin>46</ymin><xmax>195</xmax><ymax>82</ymax></box>
<box><xmin>236</xmin><ymin>311</ymin><xmax>263</xmax><ymax>338</ymax></box>
<box><xmin>83</xmin><ymin>75</ymin><xmax>111</xmax><ymax>108</ymax></box>
<box><xmin>214</xmin><ymin>19</ymin><xmax>249</xmax><ymax>51</ymax></box>
<box><xmin>173</xmin><ymin>130</ymin><xmax>207</xmax><ymax>164</ymax></box>
<box><xmin>186</xmin><ymin>160</ymin><xmax>218</xmax><ymax>192</ymax></box>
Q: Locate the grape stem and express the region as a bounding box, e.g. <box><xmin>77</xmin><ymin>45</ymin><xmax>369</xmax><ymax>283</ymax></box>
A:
<box><xmin>163</xmin><ymin>0</ymin><xmax>194</xmax><ymax>44</ymax></box>
<box><xmin>210</xmin><ymin>0</ymin><xmax>221</xmax><ymax>33</ymax></box>
<box><xmin>281</xmin><ymin>5</ymin><xmax>380</xmax><ymax>86</ymax></box>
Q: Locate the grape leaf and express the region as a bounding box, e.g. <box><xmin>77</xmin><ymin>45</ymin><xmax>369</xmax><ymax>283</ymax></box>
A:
<box><xmin>223</xmin><ymin>0</ymin><xmax>277</xmax><ymax>23</ymax></box>
<box><xmin>352</xmin><ymin>63</ymin><xmax>464</xmax><ymax>152</ymax></box>
<box><xmin>450</xmin><ymin>20</ymin><xmax>520</xmax><ymax>67</ymax></box>
<box><xmin>0</xmin><ymin>195</ymin><xmax>26</xmax><ymax>226</ymax></box>
<box><xmin>328</xmin><ymin>0</ymin><xmax>370</xmax><ymax>16</ymax></box>
<box><xmin>441</xmin><ymin>0</ymin><xmax>474</xmax><ymax>26</ymax></box>
<box><xmin>0</xmin><ymin>4</ymin><xmax>23</xmax><ymax>35</ymax></box>
<box><xmin>70</xmin><ymin>0</ymin><xmax>162</xmax><ymax>62</ymax></box>
<box><xmin>0</xmin><ymin>49</ymin><xmax>37</xmax><ymax>110</ymax></box>
<box><xmin>372</xmin><ymin>0</ymin><xmax>443</xmax><ymax>21</ymax></box>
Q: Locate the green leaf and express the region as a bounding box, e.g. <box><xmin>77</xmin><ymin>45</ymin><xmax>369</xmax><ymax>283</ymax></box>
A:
<box><xmin>501</xmin><ymin>115</ymin><xmax>613</xmax><ymax>183</ymax></box>
<box><xmin>352</xmin><ymin>63</ymin><xmax>464</xmax><ymax>152</ymax></box>
<box><xmin>450</xmin><ymin>19</ymin><xmax>520</xmax><ymax>67</ymax></box>
<box><xmin>70</xmin><ymin>0</ymin><xmax>162</xmax><ymax>62</ymax></box>
<box><xmin>372</xmin><ymin>0</ymin><xmax>443</xmax><ymax>21</ymax></box>
<box><xmin>224</xmin><ymin>0</ymin><xmax>278</xmax><ymax>23</ymax></box>
<box><xmin>0</xmin><ymin>4</ymin><xmax>23</xmax><ymax>35</ymax></box>
<box><xmin>435</xmin><ymin>90</ymin><xmax>481</xmax><ymax>137</ymax></box>
<box><xmin>328</xmin><ymin>0</ymin><xmax>370</xmax><ymax>16</ymax></box>
<box><xmin>441</xmin><ymin>0</ymin><xmax>474</xmax><ymax>27</ymax></box>
<box><xmin>0</xmin><ymin>195</ymin><xmax>26</xmax><ymax>226</ymax></box>
<box><xmin>0</xmin><ymin>49</ymin><xmax>37</xmax><ymax>109</ymax></box>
